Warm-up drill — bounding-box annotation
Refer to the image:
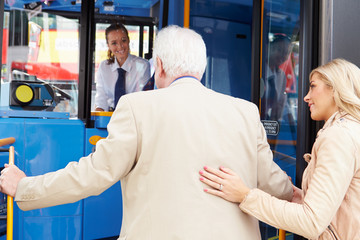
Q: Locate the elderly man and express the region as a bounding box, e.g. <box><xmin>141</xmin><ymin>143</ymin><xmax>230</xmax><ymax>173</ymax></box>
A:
<box><xmin>0</xmin><ymin>25</ymin><xmax>292</xmax><ymax>239</ymax></box>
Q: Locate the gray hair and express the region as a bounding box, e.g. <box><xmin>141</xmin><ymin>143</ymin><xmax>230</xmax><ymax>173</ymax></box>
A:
<box><xmin>153</xmin><ymin>25</ymin><xmax>207</xmax><ymax>79</ymax></box>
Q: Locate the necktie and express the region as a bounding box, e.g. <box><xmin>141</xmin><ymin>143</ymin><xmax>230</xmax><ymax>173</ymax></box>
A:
<box><xmin>267</xmin><ymin>76</ymin><xmax>277</xmax><ymax>100</ymax></box>
<box><xmin>261</xmin><ymin>76</ymin><xmax>277</xmax><ymax>120</ymax></box>
<box><xmin>114</xmin><ymin>68</ymin><xmax>126</xmax><ymax>107</ymax></box>
<box><xmin>267</xmin><ymin>76</ymin><xmax>278</xmax><ymax>119</ymax></box>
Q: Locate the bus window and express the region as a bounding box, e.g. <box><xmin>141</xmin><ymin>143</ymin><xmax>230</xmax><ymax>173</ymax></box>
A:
<box><xmin>91</xmin><ymin>22</ymin><xmax>155</xmax><ymax>112</ymax></box>
<box><xmin>259</xmin><ymin>0</ymin><xmax>300</xmax><ymax>239</ymax></box>
<box><xmin>94</xmin><ymin>23</ymin><xmax>147</xmax><ymax>72</ymax></box>
<box><xmin>3</xmin><ymin>8</ymin><xmax>80</xmax><ymax>117</ymax></box>
<box><xmin>143</xmin><ymin>26</ymin><xmax>150</xmax><ymax>59</ymax></box>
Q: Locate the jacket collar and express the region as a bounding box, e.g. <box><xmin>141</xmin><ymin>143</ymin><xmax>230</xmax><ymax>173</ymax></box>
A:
<box><xmin>317</xmin><ymin>111</ymin><xmax>348</xmax><ymax>137</ymax></box>
<box><xmin>169</xmin><ymin>77</ymin><xmax>203</xmax><ymax>87</ymax></box>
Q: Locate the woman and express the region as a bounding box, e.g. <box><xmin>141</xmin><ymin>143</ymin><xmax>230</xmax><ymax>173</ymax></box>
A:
<box><xmin>94</xmin><ymin>23</ymin><xmax>151</xmax><ymax>111</ymax></box>
<box><xmin>200</xmin><ymin>58</ymin><xmax>360</xmax><ymax>239</ymax></box>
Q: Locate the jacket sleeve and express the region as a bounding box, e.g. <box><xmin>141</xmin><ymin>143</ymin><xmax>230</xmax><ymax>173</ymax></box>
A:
<box><xmin>15</xmin><ymin>96</ymin><xmax>138</xmax><ymax>211</ymax></box>
<box><xmin>240</xmin><ymin>126</ymin><xmax>355</xmax><ymax>239</ymax></box>
<box><xmin>256</xmin><ymin>113</ymin><xmax>293</xmax><ymax>201</ymax></box>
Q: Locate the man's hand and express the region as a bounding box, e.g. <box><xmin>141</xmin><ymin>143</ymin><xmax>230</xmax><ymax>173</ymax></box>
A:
<box><xmin>291</xmin><ymin>185</ymin><xmax>304</xmax><ymax>204</ymax></box>
<box><xmin>0</xmin><ymin>164</ymin><xmax>26</xmax><ymax>197</ymax></box>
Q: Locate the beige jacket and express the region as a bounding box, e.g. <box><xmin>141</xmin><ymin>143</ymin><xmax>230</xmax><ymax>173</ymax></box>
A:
<box><xmin>15</xmin><ymin>78</ymin><xmax>292</xmax><ymax>240</ymax></box>
<box><xmin>240</xmin><ymin>111</ymin><xmax>360</xmax><ymax>239</ymax></box>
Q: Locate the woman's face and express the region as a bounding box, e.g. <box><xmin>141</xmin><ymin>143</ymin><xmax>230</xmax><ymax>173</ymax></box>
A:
<box><xmin>107</xmin><ymin>29</ymin><xmax>129</xmax><ymax>66</ymax></box>
<box><xmin>304</xmin><ymin>73</ymin><xmax>339</xmax><ymax>121</ymax></box>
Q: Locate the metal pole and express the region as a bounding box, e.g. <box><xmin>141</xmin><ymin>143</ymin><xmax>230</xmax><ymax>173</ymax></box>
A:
<box><xmin>7</xmin><ymin>146</ymin><xmax>14</xmax><ymax>240</ymax></box>
<box><xmin>183</xmin><ymin>0</ymin><xmax>190</xmax><ymax>28</ymax></box>
<box><xmin>279</xmin><ymin>229</ymin><xmax>286</xmax><ymax>240</ymax></box>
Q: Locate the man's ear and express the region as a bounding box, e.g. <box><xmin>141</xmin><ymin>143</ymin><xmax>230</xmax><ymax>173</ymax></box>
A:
<box><xmin>156</xmin><ymin>57</ymin><xmax>165</xmax><ymax>77</ymax></box>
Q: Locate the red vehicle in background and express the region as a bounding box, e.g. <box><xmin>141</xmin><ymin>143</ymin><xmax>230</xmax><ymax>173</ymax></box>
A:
<box><xmin>2</xmin><ymin>15</ymin><xmax>149</xmax><ymax>87</ymax></box>
<box><xmin>6</xmin><ymin>20</ymin><xmax>79</xmax><ymax>85</ymax></box>
<box><xmin>1</xmin><ymin>25</ymin><xmax>8</xmax><ymax>81</ymax></box>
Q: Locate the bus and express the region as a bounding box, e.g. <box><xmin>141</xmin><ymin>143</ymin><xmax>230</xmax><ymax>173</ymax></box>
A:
<box><xmin>0</xmin><ymin>1</ymin><xmax>359</xmax><ymax>239</ymax></box>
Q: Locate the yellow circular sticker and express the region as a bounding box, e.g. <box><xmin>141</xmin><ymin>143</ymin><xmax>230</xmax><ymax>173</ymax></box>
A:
<box><xmin>15</xmin><ymin>85</ymin><xmax>34</xmax><ymax>103</ymax></box>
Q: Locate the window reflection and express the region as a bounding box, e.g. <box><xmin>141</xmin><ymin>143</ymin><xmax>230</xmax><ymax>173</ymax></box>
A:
<box><xmin>261</xmin><ymin>0</ymin><xmax>300</xmax><ymax>170</ymax></box>
<box><xmin>262</xmin><ymin>33</ymin><xmax>292</xmax><ymax>121</ymax></box>
<box><xmin>1</xmin><ymin>9</ymin><xmax>79</xmax><ymax>117</ymax></box>
<box><xmin>260</xmin><ymin>0</ymin><xmax>300</xmax><ymax>239</ymax></box>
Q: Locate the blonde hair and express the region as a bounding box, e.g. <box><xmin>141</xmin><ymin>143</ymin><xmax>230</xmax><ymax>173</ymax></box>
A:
<box><xmin>310</xmin><ymin>58</ymin><xmax>360</xmax><ymax>121</ymax></box>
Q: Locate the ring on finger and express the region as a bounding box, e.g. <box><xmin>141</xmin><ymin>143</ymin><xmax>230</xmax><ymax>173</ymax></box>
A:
<box><xmin>219</xmin><ymin>183</ymin><xmax>223</xmax><ymax>191</ymax></box>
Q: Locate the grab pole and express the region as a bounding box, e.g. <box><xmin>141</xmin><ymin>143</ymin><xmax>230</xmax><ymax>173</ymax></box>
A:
<box><xmin>279</xmin><ymin>229</ymin><xmax>286</xmax><ymax>240</ymax></box>
<box><xmin>7</xmin><ymin>146</ymin><xmax>14</xmax><ymax>240</ymax></box>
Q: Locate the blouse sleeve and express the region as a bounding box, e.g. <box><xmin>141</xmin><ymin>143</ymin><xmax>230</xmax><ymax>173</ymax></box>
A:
<box><xmin>94</xmin><ymin>62</ymin><xmax>110</xmax><ymax>110</ymax></box>
<box><xmin>136</xmin><ymin>59</ymin><xmax>151</xmax><ymax>91</ymax></box>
